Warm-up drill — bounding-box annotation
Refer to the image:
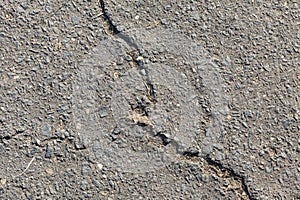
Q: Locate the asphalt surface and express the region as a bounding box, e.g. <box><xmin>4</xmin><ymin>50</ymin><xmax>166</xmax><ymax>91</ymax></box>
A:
<box><xmin>0</xmin><ymin>0</ymin><xmax>299</xmax><ymax>199</ymax></box>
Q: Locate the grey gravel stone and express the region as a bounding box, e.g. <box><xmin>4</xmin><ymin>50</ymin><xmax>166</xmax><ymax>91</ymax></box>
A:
<box><xmin>297</xmin><ymin>146</ymin><xmax>300</xmax><ymax>153</ymax></box>
<box><xmin>20</xmin><ymin>2</ymin><xmax>28</xmax><ymax>10</ymax></box>
<box><xmin>112</xmin><ymin>129</ymin><xmax>121</xmax><ymax>135</ymax></box>
<box><xmin>99</xmin><ymin>107</ymin><xmax>108</xmax><ymax>118</ymax></box>
<box><xmin>71</xmin><ymin>16</ymin><xmax>81</xmax><ymax>25</ymax></box>
<box><xmin>0</xmin><ymin>144</ymin><xmax>4</xmax><ymax>154</ymax></box>
<box><xmin>215</xmin><ymin>150</ymin><xmax>224</xmax><ymax>161</ymax></box>
<box><xmin>80</xmin><ymin>180</ymin><xmax>88</xmax><ymax>191</ymax></box>
<box><xmin>81</xmin><ymin>162</ymin><xmax>92</xmax><ymax>176</ymax></box>
<box><xmin>201</xmin><ymin>174</ymin><xmax>210</xmax><ymax>183</ymax></box>
<box><xmin>45</xmin><ymin>144</ymin><xmax>53</xmax><ymax>158</ymax></box>
<box><xmin>41</xmin><ymin>124</ymin><xmax>51</xmax><ymax>137</ymax></box>
<box><xmin>265</xmin><ymin>167</ymin><xmax>272</xmax><ymax>174</ymax></box>
<box><xmin>45</xmin><ymin>2</ymin><xmax>52</xmax><ymax>13</ymax></box>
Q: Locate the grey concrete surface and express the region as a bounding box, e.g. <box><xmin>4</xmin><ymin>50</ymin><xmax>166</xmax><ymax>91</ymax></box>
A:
<box><xmin>0</xmin><ymin>0</ymin><xmax>299</xmax><ymax>199</ymax></box>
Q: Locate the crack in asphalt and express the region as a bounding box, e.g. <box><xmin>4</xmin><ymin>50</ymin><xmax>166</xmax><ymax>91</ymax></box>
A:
<box><xmin>204</xmin><ymin>156</ymin><xmax>254</xmax><ymax>200</ymax></box>
<box><xmin>99</xmin><ymin>0</ymin><xmax>138</xmax><ymax>49</ymax></box>
<box><xmin>99</xmin><ymin>0</ymin><xmax>253</xmax><ymax>199</ymax></box>
<box><xmin>99</xmin><ymin>0</ymin><xmax>119</xmax><ymax>34</ymax></box>
<box><xmin>99</xmin><ymin>0</ymin><xmax>186</xmax><ymax>155</ymax></box>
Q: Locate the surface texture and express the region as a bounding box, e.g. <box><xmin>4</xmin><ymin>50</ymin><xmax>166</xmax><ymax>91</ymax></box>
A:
<box><xmin>0</xmin><ymin>0</ymin><xmax>299</xmax><ymax>199</ymax></box>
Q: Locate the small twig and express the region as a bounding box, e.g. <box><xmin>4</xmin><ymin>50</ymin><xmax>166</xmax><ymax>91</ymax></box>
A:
<box><xmin>14</xmin><ymin>156</ymin><xmax>36</xmax><ymax>178</ymax></box>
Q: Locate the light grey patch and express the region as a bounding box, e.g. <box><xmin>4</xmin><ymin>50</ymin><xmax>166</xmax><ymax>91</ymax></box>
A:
<box><xmin>72</xmin><ymin>62</ymin><xmax>115</xmax><ymax>144</ymax></box>
<box><xmin>146</xmin><ymin>63</ymin><xmax>201</xmax><ymax>152</ymax></box>
<box><xmin>72</xmin><ymin>26</ymin><xmax>228</xmax><ymax>173</ymax></box>
<box><xmin>83</xmin><ymin>37</ymin><xmax>132</xmax><ymax>68</ymax></box>
<box><xmin>125</xmin><ymin>27</ymin><xmax>228</xmax><ymax>155</ymax></box>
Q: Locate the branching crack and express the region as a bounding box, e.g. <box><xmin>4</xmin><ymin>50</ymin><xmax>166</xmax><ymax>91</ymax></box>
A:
<box><xmin>98</xmin><ymin>1</ymin><xmax>253</xmax><ymax>199</ymax></box>
<box><xmin>180</xmin><ymin>151</ymin><xmax>253</xmax><ymax>199</ymax></box>
<box><xmin>204</xmin><ymin>155</ymin><xmax>253</xmax><ymax>200</ymax></box>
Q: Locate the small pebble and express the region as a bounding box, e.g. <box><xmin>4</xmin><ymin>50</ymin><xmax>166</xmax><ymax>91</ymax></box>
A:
<box><xmin>81</xmin><ymin>162</ymin><xmax>92</xmax><ymax>176</ymax></box>
<box><xmin>45</xmin><ymin>168</ymin><xmax>55</xmax><ymax>175</ymax></box>
<box><xmin>201</xmin><ymin>174</ymin><xmax>210</xmax><ymax>183</ymax></box>
<box><xmin>80</xmin><ymin>180</ymin><xmax>88</xmax><ymax>191</ymax></box>
<box><xmin>99</xmin><ymin>107</ymin><xmax>108</xmax><ymax>118</ymax></box>
<box><xmin>20</xmin><ymin>2</ymin><xmax>28</xmax><ymax>9</ymax></box>
<box><xmin>41</xmin><ymin>124</ymin><xmax>51</xmax><ymax>137</ymax></box>
<box><xmin>71</xmin><ymin>16</ymin><xmax>81</xmax><ymax>25</ymax></box>
<box><xmin>45</xmin><ymin>144</ymin><xmax>52</xmax><ymax>158</ymax></box>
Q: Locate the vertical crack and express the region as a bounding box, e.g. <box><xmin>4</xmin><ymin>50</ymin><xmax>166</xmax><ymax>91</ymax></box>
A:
<box><xmin>99</xmin><ymin>0</ymin><xmax>119</xmax><ymax>35</ymax></box>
